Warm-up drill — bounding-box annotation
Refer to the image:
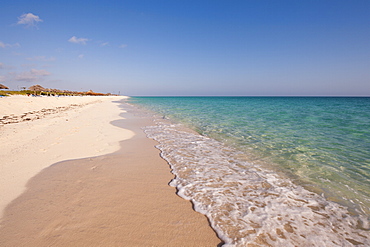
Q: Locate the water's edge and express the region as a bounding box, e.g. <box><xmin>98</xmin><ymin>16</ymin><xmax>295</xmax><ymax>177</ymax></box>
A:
<box><xmin>127</xmin><ymin>97</ymin><xmax>370</xmax><ymax>246</ymax></box>
<box><xmin>142</xmin><ymin>117</ymin><xmax>369</xmax><ymax>246</ymax></box>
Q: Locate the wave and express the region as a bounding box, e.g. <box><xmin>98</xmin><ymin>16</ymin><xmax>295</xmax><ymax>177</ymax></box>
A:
<box><xmin>144</xmin><ymin>118</ymin><xmax>369</xmax><ymax>247</ymax></box>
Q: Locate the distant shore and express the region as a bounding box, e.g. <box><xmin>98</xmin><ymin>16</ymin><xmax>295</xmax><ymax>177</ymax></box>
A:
<box><xmin>0</xmin><ymin>95</ymin><xmax>221</xmax><ymax>246</ymax></box>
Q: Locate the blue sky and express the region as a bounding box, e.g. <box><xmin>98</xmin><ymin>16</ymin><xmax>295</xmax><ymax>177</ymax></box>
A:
<box><xmin>0</xmin><ymin>0</ymin><xmax>369</xmax><ymax>96</ymax></box>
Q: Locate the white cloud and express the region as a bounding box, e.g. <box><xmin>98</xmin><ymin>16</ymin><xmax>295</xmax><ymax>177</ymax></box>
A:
<box><xmin>26</xmin><ymin>56</ymin><xmax>56</xmax><ymax>62</ymax></box>
<box><xmin>15</xmin><ymin>69</ymin><xmax>51</xmax><ymax>82</ymax></box>
<box><xmin>0</xmin><ymin>41</ymin><xmax>20</xmax><ymax>48</ymax></box>
<box><xmin>78</xmin><ymin>54</ymin><xmax>84</xmax><ymax>59</ymax></box>
<box><xmin>0</xmin><ymin>63</ymin><xmax>4</xmax><ymax>69</ymax></box>
<box><xmin>17</xmin><ymin>13</ymin><xmax>43</xmax><ymax>27</ymax></box>
<box><xmin>119</xmin><ymin>44</ymin><xmax>128</xmax><ymax>48</ymax></box>
<box><xmin>68</xmin><ymin>36</ymin><xmax>89</xmax><ymax>45</ymax></box>
<box><xmin>100</xmin><ymin>42</ymin><xmax>109</xmax><ymax>47</ymax></box>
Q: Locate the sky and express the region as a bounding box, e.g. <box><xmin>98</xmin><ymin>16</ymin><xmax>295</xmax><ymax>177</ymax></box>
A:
<box><xmin>0</xmin><ymin>0</ymin><xmax>369</xmax><ymax>96</ymax></box>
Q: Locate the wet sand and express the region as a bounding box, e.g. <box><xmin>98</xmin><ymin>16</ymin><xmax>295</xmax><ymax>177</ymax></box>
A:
<box><xmin>0</xmin><ymin>96</ymin><xmax>134</xmax><ymax>218</ymax></box>
<box><xmin>0</xmin><ymin>98</ymin><xmax>221</xmax><ymax>246</ymax></box>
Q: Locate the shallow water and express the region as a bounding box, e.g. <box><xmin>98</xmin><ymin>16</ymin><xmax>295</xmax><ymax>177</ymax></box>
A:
<box><xmin>128</xmin><ymin>97</ymin><xmax>370</xmax><ymax>246</ymax></box>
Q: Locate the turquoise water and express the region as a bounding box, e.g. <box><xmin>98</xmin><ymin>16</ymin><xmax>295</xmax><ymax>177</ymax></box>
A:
<box><xmin>128</xmin><ymin>97</ymin><xmax>370</xmax><ymax>246</ymax></box>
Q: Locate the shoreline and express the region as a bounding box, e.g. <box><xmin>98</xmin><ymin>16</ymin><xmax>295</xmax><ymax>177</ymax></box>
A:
<box><xmin>0</xmin><ymin>96</ymin><xmax>221</xmax><ymax>246</ymax></box>
<box><xmin>129</xmin><ymin>97</ymin><xmax>370</xmax><ymax>246</ymax></box>
<box><xmin>0</xmin><ymin>95</ymin><xmax>134</xmax><ymax>218</ymax></box>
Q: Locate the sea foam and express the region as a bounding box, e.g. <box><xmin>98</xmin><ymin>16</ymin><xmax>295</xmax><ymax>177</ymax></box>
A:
<box><xmin>144</xmin><ymin>119</ymin><xmax>369</xmax><ymax>247</ymax></box>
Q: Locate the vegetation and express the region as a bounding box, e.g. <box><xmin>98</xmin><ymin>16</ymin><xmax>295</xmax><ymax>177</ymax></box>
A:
<box><xmin>0</xmin><ymin>84</ymin><xmax>115</xmax><ymax>97</ymax></box>
<box><xmin>0</xmin><ymin>91</ymin><xmax>8</xmax><ymax>96</ymax></box>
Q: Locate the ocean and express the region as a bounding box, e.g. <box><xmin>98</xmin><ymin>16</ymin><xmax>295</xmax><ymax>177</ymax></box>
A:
<box><xmin>127</xmin><ymin>97</ymin><xmax>370</xmax><ymax>246</ymax></box>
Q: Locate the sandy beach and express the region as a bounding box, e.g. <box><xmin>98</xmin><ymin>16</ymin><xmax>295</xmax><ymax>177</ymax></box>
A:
<box><xmin>0</xmin><ymin>96</ymin><xmax>221</xmax><ymax>246</ymax></box>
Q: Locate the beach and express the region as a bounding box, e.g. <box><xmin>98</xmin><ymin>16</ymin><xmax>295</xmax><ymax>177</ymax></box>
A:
<box><xmin>0</xmin><ymin>96</ymin><xmax>221</xmax><ymax>246</ymax></box>
<box><xmin>130</xmin><ymin>96</ymin><xmax>370</xmax><ymax>246</ymax></box>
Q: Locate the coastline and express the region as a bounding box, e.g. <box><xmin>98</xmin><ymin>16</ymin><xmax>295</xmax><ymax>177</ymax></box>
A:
<box><xmin>129</xmin><ymin>97</ymin><xmax>370</xmax><ymax>246</ymax></box>
<box><xmin>0</xmin><ymin>95</ymin><xmax>134</xmax><ymax>218</ymax></box>
<box><xmin>0</xmin><ymin>96</ymin><xmax>221</xmax><ymax>246</ymax></box>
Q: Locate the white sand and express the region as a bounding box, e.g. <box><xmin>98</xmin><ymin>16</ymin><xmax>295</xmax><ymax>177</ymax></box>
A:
<box><xmin>0</xmin><ymin>101</ymin><xmax>221</xmax><ymax>246</ymax></box>
<box><xmin>0</xmin><ymin>95</ymin><xmax>134</xmax><ymax>218</ymax></box>
<box><xmin>0</xmin><ymin>95</ymin><xmax>112</xmax><ymax>117</ymax></box>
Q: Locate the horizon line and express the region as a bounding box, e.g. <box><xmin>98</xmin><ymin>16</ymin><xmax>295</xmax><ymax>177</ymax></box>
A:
<box><xmin>128</xmin><ymin>95</ymin><xmax>370</xmax><ymax>97</ymax></box>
